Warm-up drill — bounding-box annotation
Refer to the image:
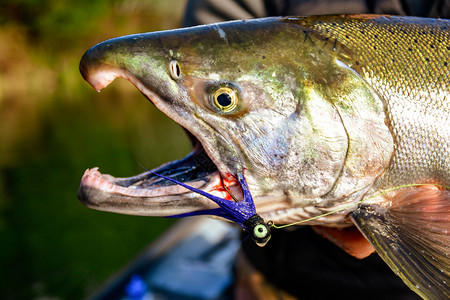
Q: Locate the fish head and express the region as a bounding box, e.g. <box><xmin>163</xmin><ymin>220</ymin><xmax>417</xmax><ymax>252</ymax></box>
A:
<box><xmin>80</xmin><ymin>19</ymin><xmax>310</xmax><ymax>177</ymax></box>
<box><xmin>79</xmin><ymin>17</ymin><xmax>391</xmax><ymax>225</ymax></box>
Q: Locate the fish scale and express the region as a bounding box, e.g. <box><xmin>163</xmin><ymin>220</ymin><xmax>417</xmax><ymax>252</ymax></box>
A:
<box><xmin>301</xmin><ymin>16</ymin><xmax>450</xmax><ymax>188</ymax></box>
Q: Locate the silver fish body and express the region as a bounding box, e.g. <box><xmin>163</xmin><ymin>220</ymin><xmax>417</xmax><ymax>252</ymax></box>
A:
<box><xmin>78</xmin><ymin>15</ymin><xmax>449</xmax><ymax>299</ymax></box>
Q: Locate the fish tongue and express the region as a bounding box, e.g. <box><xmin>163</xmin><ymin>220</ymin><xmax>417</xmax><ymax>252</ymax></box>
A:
<box><xmin>351</xmin><ymin>186</ymin><xmax>450</xmax><ymax>299</ymax></box>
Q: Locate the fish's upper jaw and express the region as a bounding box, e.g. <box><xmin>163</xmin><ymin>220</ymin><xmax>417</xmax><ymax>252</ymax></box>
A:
<box><xmin>80</xmin><ymin>67</ymin><xmax>124</xmax><ymax>92</ymax></box>
<box><xmin>79</xmin><ymin>42</ymin><xmax>118</xmax><ymax>92</ymax></box>
<box><xmin>79</xmin><ymin>53</ymin><xmax>148</xmax><ymax>95</ymax></box>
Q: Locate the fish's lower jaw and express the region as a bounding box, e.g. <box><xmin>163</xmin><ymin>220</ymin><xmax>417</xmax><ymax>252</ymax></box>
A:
<box><xmin>77</xmin><ymin>167</ymin><xmax>221</xmax><ymax>216</ymax></box>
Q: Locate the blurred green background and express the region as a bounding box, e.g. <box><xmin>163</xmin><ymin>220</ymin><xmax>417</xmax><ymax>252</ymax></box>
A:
<box><xmin>0</xmin><ymin>0</ymin><xmax>191</xmax><ymax>299</ymax></box>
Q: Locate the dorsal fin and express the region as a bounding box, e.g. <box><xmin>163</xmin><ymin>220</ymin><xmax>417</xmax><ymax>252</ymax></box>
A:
<box><xmin>351</xmin><ymin>186</ymin><xmax>450</xmax><ymax>299</ymax></box>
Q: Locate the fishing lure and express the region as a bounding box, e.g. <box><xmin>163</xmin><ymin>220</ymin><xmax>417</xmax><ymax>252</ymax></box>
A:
<box><xmin>147</xmin><ymin>170</ymin><xmax>272</xmax><ymax>247</ymax></box>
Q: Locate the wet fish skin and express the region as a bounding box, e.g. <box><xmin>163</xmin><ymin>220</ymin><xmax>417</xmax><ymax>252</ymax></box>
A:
<box><xmin>80</xmin><ymin>16</ymin><xmax>396</xmax><ymax>224</ymax></box>
<box><xmin>301</xmin><ymin>15</ymin><xmax>449</xmax><ymax>189</ymax></box>
<box><xmin>79</xmin><ymin>15</ymin><xmax>449</xmax><ymax>299</ymax></box>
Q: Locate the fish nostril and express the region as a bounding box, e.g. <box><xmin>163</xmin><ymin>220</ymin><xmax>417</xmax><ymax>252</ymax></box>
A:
<box><xmin>169</xmin><ymin>60</ymin><xmax>181</xmax><ymax>80</ymax></box>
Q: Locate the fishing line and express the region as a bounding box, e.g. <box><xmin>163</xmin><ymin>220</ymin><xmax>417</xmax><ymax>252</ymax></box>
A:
<box><xmin>241</xmin><ymin>232</ymin><xmax>251</xmax><ymax>243</ymax></box>
<box><xmin>271</xmin><ymin>183</ymin><xmax>449</xmax><ymax>230</ymax></box>
<box><xmin>220</xmin><ymin>176</ymin><xmax>239</xmax><ymax>202</ymax></box>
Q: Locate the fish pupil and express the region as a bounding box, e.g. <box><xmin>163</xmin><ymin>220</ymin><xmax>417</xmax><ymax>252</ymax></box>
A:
<box><xmin>217</xmin><ymin>93</ymin><xmax>232</xmax><ymax>107</ymax></box>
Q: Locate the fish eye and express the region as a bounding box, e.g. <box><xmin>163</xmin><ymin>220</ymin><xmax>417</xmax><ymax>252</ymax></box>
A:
<box><xmin>169</xmin><ymin>60</ymin><xmax>181</xmax><ymax>80</ymax></box>
<box><xmin>253</xmin><ymin>224</ymin><xmax>268</xmax><ymax>239</ymax></box>
<box><xmin>212</xmin><ymin>87</ymin><xmax>238</xmax><ymax>113</ymax></box>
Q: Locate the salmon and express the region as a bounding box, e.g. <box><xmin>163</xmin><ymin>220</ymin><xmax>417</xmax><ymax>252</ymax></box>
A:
<box><xmin>78</xmin><ymin>15</ymin><xmax>449</xmax><ymax>299</ymax></box>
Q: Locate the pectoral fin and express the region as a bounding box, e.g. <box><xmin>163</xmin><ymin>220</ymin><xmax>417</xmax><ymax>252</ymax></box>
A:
<box><xmin>351</xmin><ymin>186</ymin><xmax>450</xmax><ymax>300</ymax></box>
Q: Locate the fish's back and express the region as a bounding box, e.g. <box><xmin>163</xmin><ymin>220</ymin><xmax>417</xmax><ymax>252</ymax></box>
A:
<box><xmin>303</xmin><ymin>15</ymin><xmax>450</xmax><ymax>188</ymax></box>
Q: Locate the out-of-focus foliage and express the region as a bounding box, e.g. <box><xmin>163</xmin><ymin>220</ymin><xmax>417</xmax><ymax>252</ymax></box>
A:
<box><xmin>0</xmin><ymin>0</ymin><xmax>185</xmax><ymax>48</ymax></box>
<box><xmin>0</xmin><ymin>0</ymin><xmax>186</xmax><ymax>167</ymax></box>
<box><xmin>1</xmin><ymin>0</ymin><xmax>107</xmax><ymax>47</ymax></box>
<box><xmin>0</xmin><ymin>1</ymin><xmax>189</xmax><ymax>299</ymax></box>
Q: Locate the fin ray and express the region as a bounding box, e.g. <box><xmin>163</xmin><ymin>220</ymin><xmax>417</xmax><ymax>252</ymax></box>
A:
<box><xmin>351</xmin><ymin>187</ymin><xmax>450</xmax><ymax>299</ymax></box>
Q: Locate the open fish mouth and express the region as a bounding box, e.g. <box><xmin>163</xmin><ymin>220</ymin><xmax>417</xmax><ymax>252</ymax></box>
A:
<box><xmin>78</xmin><ymin>129</ymin><xmax>245</xmax><ymax>216</ymax></box>
<box><xmin>77</xmin><ymin>64</ymin><xmax>245</xmax><ymax>217</ymax></box>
